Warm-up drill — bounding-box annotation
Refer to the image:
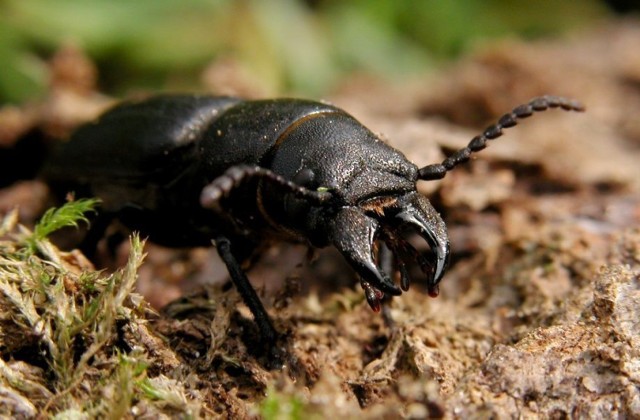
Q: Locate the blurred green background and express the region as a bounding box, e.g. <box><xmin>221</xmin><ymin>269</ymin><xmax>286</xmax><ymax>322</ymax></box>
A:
<box><xmin>0</xmin><ymin>0</ymin><xmax>614</xmax><ymax>103</ymax></box>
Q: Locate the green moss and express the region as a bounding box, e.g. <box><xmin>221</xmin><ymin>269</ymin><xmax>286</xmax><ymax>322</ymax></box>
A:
<box><xmin>260</xmin><ymin>386</ymin><xmax>306</xmax><ymax>420</ymax></box>
<box><xmin>27</xmin><ymin>198</ymin><xmax>99</xmax><ymax>252</ymax></box>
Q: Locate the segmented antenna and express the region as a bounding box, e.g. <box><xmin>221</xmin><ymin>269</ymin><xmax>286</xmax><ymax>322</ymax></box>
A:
<box><xmin>200</xmin><ymin>164</ymin><xmax>332</xmax><ymax>211</ymax></box>
<box><xmin>418</xmin><ymin>95</ymin><xmax>585</xmax><ymax>181</ymax></box>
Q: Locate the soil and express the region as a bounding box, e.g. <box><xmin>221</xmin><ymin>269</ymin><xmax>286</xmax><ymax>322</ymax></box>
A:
<box><xmin>1</xmin><ymin>19</ymin><xmax>639</xmax><ymax>419</ymax></box>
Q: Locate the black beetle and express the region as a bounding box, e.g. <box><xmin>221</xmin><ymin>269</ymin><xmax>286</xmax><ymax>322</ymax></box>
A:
<box><xmin>43</xmin><ymin>94</ymin><xmax>583</xmax><ymax>353</ymax></box>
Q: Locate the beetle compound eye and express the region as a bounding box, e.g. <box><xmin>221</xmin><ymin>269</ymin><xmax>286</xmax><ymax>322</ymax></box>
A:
<box><xmin>292</xmin><ymin>167</ymin><xmax>316</xmax><ymax>188</ymax></box>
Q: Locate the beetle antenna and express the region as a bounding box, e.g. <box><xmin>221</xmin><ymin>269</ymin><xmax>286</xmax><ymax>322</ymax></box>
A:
<box><xmin>200</xmin><ymin>164</ymin><xmax>333</xmax><ymax>211</ymax></box>
<box><xmin>418</xmin><ymin>95</ymin><xmax>585</xmax><ymax>181</ymax></box>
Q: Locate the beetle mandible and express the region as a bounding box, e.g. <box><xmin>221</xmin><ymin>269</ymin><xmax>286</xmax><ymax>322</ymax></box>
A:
<box><xmin>43</xmin><ymin>94</ymin><xmax>584</xmax><ymax>351</ymax></box>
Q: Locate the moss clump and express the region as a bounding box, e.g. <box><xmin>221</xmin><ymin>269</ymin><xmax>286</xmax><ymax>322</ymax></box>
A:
<box><xmin>0</xmin><ymin>202</ymin><xmax>197</xmax><ymax>418</ymax></box>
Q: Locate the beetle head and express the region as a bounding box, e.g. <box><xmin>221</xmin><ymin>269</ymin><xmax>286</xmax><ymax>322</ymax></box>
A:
<box><xmin>264</xmin><ymin>114</ymin><xmax>450</xmax><ymax>310</ymax></box>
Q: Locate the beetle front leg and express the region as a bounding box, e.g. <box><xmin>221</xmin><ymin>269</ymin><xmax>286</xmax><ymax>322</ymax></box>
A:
<box><xmin>213</xmin><ymin>235</ymin><xmax>283</xmax><ymax>364</ymax></box>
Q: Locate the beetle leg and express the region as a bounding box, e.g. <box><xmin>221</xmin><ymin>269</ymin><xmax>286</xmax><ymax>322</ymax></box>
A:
<box><xmin>200</xmin><ymin>164</ymin><xmax>332</xmax><ymax>212</ymax></box>
<box><xmin>213</xmin><ymin>235</ymin><xmax>279</xmax><ymax>352</ymax></box>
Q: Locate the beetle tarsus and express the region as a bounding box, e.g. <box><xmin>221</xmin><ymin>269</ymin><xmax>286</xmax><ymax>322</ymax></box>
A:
<box><xmin>418</xmin><ymin>95</ymin><xmax>585</xmax><ymax>181</ymax></box>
